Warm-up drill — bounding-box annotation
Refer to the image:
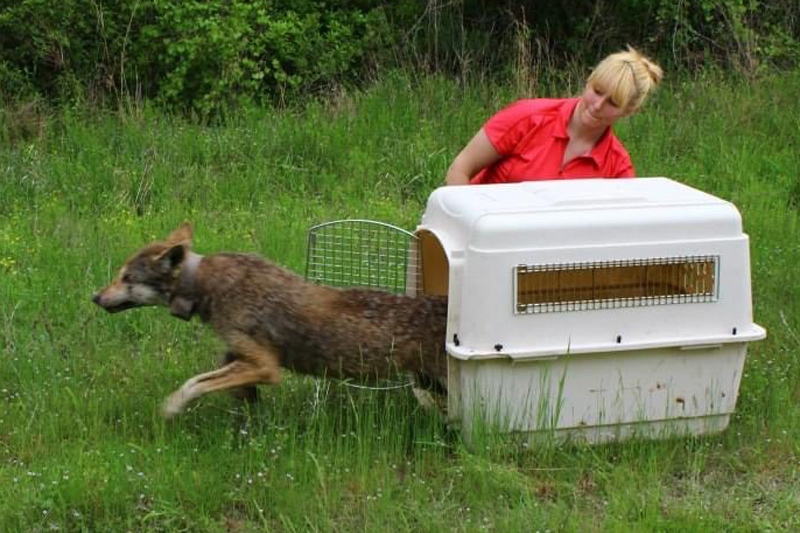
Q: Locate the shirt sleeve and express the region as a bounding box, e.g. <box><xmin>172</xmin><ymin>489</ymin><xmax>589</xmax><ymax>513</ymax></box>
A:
<box><xmin>482</xmin><ymin>101</ymin><xmax>542</xmax><ymax>156</ymax></box>
<box><xmin>615</xmin><ymin>161</ymin><xmax>635</xmax><ymax>178</ymax></box>
<box><xmin>607</xmin><ymin>137</ymin><xmax>635</xmax><ymax>178</ymax></box>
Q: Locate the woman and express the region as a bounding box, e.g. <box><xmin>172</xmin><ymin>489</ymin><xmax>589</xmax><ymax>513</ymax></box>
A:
<box><xmin>446</xmin><ymin>47</ymin><xmax>663</xmax><ymax>185</ymax></box>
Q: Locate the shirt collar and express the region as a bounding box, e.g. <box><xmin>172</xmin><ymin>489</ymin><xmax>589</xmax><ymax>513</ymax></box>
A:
<box><xmin>555</xmin><ymin>98</ymin><xmax>613</xmax><ymax>168</ymax></box>
<box><xmin>552</xmin><ymin>99</ymin><xmax>575</xmax><ymax>139</ymax></box>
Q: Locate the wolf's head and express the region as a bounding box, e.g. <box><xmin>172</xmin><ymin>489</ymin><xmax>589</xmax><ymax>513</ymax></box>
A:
<box><xmin>92</xmin><ymin>224</ymin><xmax>193</xmax><ymax>314</ymax></box>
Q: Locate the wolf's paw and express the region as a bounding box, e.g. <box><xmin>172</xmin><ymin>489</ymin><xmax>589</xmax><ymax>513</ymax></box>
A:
<box><xmin>162</xmin><ymin>391</ymin><xmax>188</xmax><ymax>419</ymax></box>
<box><xmin>412</xmin><ymin>386</ymin><xmax>447</xmax><ymax>416</ymax></box>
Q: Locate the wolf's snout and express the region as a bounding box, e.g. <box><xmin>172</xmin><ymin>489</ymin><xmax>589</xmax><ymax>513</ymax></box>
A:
<box><xmin>92</xmin><ymin>293</ymin><xmax>101</xmax><ymax>305</ymax></box>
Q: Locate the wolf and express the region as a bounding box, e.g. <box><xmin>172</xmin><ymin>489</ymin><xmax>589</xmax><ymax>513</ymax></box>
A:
<box><xmin>92</xmin><ymin>224</ymin><xmax>448</xmax><ymax>418</ymax></box>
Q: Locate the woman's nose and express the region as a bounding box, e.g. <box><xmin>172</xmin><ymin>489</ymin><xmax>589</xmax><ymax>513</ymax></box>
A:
<box><xmin>592</xmin><ymin>95</ymin><xmax>609</xmax><ymax>112</ymax></box>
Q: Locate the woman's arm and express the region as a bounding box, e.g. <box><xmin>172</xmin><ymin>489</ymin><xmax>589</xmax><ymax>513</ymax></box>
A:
<box><xmin>445</xmin><ymin>129</ymin><xmax>502</xmax><ymax>186</ymax></box>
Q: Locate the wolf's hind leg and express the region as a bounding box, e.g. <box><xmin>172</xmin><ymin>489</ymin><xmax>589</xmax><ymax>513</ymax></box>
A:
<box><xmin>410</xmin><ymin>373</ymin><xmax>448</xmax><ymax>416</ymax></box>
<box><xmin>163</xmin><ymin>337</ymin><xmax>281</xmax><ymax>418</ymax></box>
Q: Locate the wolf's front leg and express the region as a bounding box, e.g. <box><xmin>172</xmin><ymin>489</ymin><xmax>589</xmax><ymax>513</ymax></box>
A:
<box><xmin>221</xmin><ymin>351</ymin><xmax>259</xmax><ymax>403</ymax></box>
<box><xmin>162</xmin><ymin>336</ymin><xmax>281</xmax><ymax>418</ymax></box>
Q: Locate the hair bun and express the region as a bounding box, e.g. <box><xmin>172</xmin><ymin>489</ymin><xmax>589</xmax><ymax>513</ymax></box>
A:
<box><xmin>588</xmin><ymin>47</ymin><xmax>664</xmax><ymax>111</ymax></box>
<box><xmin>627</xmin><ymin>46</ymin><xmax>664</xmax><ymax>85</ymax></box>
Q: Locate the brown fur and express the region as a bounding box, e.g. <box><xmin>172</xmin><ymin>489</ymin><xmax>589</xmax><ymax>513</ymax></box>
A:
<box><xmin>92</xmin><ymin>224</ymin><xmax>448</xmax><ymax>417</ymax></box>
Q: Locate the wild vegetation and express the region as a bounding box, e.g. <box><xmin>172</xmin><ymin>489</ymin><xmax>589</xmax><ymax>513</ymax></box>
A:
<box><xmin>2</xmin><ymin>69</ymin><xmax>800</xmax><ymax>530</ymax></box>
<box><xmin>2</xmin><ymin>0</ymin><xmax>799</xmax><ymax>113</ymax></box>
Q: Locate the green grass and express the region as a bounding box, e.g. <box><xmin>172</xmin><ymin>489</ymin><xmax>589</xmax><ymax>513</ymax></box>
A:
<box><xmin>2</xmin><ymin>70</ymin><xmax>800</xmax><ymax>531</ymax></box>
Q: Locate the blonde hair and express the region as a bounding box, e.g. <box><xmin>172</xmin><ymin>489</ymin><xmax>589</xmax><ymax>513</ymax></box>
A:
<box><xmin>587</xmin><ymin>46</ymin><xmax>663</xmax><ymax>112</ymax></box>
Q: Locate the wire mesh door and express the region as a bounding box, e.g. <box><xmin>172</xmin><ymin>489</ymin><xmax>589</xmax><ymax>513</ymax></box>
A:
<box><xmin>305</xmin><ymin>219</ymin><xmax>420</xmax><ymax>295</ymax></box>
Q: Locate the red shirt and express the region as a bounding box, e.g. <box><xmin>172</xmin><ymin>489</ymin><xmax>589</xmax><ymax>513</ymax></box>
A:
<box><xmin>471</xmin><ymin>98</ymin><xmax>635</xmax><ymax>184</ymax></box>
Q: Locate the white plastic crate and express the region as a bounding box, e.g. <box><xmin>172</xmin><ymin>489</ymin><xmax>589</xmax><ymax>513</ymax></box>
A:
<box><xmin>414</xmin><ymin>177</ymin><xmax>766</xmax><ymax>443</ymax></box>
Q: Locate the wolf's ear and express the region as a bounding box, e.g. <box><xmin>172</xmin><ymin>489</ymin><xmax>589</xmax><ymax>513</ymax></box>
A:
<box><xmin>166</xmin><ymin>223</ymin><xmax>193</xmax><ymax>247</ymax></box>
<box><xmin>155</xmin><ymin>244</ymin><xmax>186</xmax><ymax>273</ymax></box>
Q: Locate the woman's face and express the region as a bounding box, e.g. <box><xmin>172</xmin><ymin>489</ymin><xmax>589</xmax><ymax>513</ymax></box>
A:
<box><xmin>575</xmin><ymin>82</ymin><xmax>633</xmax><ymax>130</ymax></box>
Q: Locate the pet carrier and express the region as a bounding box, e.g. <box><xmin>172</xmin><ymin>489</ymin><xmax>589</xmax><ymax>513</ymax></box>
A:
<box><xmin>307</xmin><ymin>178</ymin><xmax>766</xmax><ymax>443</ymax></box>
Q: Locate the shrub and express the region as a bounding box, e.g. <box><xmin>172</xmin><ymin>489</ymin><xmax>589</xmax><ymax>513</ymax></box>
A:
<box><xmin>0</xmin><ymin>0</ymin><xmax>797</xmax><ymax>111</ymax></box>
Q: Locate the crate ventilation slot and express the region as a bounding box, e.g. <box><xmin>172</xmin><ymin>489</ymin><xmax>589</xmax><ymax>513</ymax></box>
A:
<box><xmin>514</xmin><ymin>256</ymin><xmax>719</xmax><ymax>314</ymax></box>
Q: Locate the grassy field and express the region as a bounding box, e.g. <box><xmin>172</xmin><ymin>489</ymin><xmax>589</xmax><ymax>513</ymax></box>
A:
<box><xmin>2</xmin><ymin>70</ymin><xmax>800</xmax><ymax>531</ymax></box>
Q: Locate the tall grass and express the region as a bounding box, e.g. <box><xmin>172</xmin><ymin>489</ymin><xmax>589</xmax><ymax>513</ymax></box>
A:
<box><xmin>2</xmin><ymin>71</ymin><xmax>800</xmax><ymax>531</ymax></box>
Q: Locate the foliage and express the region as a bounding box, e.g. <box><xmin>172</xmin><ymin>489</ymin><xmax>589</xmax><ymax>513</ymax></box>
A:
<box><xmin>1</xmin><ymin>71</ymin><xmax>800</xmax><ymax>530</ymax></box>
<box><xmin>650</xmin><ymin>0</ymin><xmax>800</xmax><ymax>72</ymax></box>
<box><xmin>137</xmin><ymin>0</ymin><xmax>389</xmax><ymax>114</ymax></box>
<box><xmin>0</xmin><ymin>0</ymin><xmax>798</xmax><ymax>110</ymax></box>
<box><xmin>0</xmin><ymin>0</ymin><xmax>391</xmax><ymax>113</ymax></box>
